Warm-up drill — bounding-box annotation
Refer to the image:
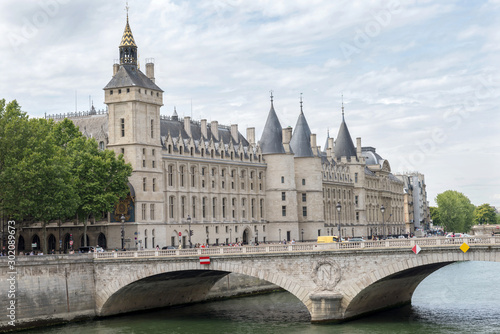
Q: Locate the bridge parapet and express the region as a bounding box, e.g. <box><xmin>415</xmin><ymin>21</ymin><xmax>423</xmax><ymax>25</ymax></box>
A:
<box><xmin>93</xmin><ymin>236</ymin><xmax>500</xmax><ymax>260</ymax></box>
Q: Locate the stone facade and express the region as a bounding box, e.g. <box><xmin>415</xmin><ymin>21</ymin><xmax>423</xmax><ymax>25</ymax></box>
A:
<box><xmin>23</xmin><ymin>16</ymin><xmax>409</xmax><ymax>252</ymax></box>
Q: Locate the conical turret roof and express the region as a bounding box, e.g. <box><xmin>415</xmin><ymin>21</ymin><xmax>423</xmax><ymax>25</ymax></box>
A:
<box><xmin>120</xmin><ymin>16</ymin><xmax>137</xmax><ymax>47</ymax></box>
<box><xmin>334</xmin><ymin>114</ymin><xmax>356</xmax><ymax>159</ymax></box>
<box><xmin>259</xmin><ymin>99</ymin><xmax>285</xmax><ymax>154</ymax></box>
<box><xmin>290</xmin><ymin>110</ymin><xmax>313</xmax><ymax>157</ymax></box>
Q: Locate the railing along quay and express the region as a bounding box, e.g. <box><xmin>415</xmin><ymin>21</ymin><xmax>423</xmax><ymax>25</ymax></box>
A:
<box><xmin>93</xmin><ymin>236</ymin><xmax>500</xmax><ymax>260</ymax></box>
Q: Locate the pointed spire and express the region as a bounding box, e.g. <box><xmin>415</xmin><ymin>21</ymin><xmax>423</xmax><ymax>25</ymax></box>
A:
<box><xmin>259</xmin><ymin>93</ymin><xmax>285</xmax><ymax>154</ymax></box>
<box><xmin>300</xmin><ymin>93</ymin><xmax>303</xmax><ymax>114</ymax></box>
<box><xmin>290</xmin><ymin>99</ymin><xmax>313</xmax><ymax>158</ymax></box>
<box><xmin>323</xmin><ymin>129</ymin><xmax>330</xmax><ymax>152</ymax></box>
<box><xmin>341</xmin><ymin>94</ymin><xmax>344</xmax><ymax>120</ymax></box>
<box><xmin>119</xmin><ymin>4</ymin><xmax>138</xmax><ymax>66</ymax></box>
<box><xmin>334</xmin><ymin>100</ymin><xmax>356</xmax><ymax>160</ymax></box>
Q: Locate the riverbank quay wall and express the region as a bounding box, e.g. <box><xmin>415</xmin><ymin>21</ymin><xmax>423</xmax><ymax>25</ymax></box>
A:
<box><xmin>0</xmin><ymin>254</ymin><xmax>277</xmax><ymax>332</ymax></box>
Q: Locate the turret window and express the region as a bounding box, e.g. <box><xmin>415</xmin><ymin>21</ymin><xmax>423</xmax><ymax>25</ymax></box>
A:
<box><xmin>121</xmin><ymin>118</ymin><xmax>125</xmax><ymax>137</ymax></box>
<box><xmin>118</xmin><ymin>89</ymin><xmax>122</xmax><ymax>94</ymax></box>
<box><xmin>281</xmin><ymin>176</ymin><xmax>284</xmax><ymax>183</ymax></box>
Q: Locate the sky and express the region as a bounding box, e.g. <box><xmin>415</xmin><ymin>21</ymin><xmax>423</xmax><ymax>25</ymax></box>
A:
<box><xmin>0</xmin><ymin>0</ymin><xmax>499</xmax><ymax>208</ymax></box>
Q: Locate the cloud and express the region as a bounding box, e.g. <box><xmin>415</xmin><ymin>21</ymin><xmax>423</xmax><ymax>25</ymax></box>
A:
<box><xmin>0</xmin><ymin>0</ymin><xmax>499</xmax><ymax>208</ymax></box>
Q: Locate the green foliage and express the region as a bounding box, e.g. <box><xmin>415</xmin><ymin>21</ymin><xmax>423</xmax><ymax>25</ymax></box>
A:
<box><xmin>429</xmin><ymin>206</ymin><xmax>441</xmax><ymax>226</ymax></box>
<box><xmin>0</xmin><ymin>99</ymin><xmax>132</xmax><ymax>251</ymax></box>
<box><xmin>473</xmin><ymin>204</ymin><xmax>497</xmax><ymax>225</ymax></box>
<box><xmin>435</xmin><ymin>190</ymin><xmax>475</xmax><ymax>233</ymax></box>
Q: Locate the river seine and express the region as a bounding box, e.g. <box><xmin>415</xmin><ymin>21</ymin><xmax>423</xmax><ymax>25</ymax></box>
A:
<box><xmin>33</xmin><ymin>261</ymin><xmax>500</xmax><ymax>334</ymax></box>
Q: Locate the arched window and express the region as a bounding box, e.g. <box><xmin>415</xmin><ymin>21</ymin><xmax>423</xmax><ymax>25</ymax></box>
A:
<box><xmin>97</xmin><ymin>233</ymin><xmax>107</xmax><ymax>249</ymax></box>
<box><xmin>32</xmin><ymin>234</ymin><xmax>40</xmax><ymax>250</ymax></box>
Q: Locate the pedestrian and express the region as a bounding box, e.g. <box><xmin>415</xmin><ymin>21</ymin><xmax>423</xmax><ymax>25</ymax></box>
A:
<box><xmin>156</xmin><ymin>245</ymin><xmax>159</xmax><ymax>250</ymax></box>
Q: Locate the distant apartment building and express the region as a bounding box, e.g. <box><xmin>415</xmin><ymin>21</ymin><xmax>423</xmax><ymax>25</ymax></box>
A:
<box><xmin>395</xmin><ymin>172</ymin><xmax>430</xmax><ymax>233</ymax></box>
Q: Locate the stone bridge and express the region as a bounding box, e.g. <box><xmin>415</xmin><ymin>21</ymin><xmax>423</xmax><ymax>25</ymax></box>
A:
<box><xmin>2</xmin><ymin>237</ymin><xmax>500</xmax><ymax>331</ymax></box>
<box><xmin>93</xmin><ymin>237</ymin><xmax>500</xmax><ymax>322</ymax></box>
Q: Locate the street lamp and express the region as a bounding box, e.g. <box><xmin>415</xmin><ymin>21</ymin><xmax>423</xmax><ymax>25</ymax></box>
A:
<box><xmin>380</xmin><ymin>205</ymin><xmax>385</xmax><ymax>239</ymax></box>
<box><xmin>187</xmin><ymin>215</ymin><xmax>192</xmax><ymax>248</ymax></box>
<box><xmin>120</xmin><ymin>214</ymin><xmax>125</xmax><ymax>250</ymax></box>
<box><xmin>336</xmin><ymin>202</ymin><xmax>342</xmax><ymax>240</ymax></box>
<box><xmin>301</xmin><ymin>228</ymin><xmax>304</xmax><ymax>242</ymax></box>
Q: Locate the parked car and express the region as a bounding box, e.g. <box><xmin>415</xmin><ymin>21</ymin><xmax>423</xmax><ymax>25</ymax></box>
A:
<box><xmin>349</xmin><ymin>237</ymin><xmax>364</xmax><ymax>242</ymax></box>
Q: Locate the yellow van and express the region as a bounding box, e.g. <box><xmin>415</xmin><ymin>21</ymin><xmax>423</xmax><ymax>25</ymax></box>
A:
<box><xmin>317</xmin><ymin>236</ymin><xmax>340</xmax><ymax>243</ymax></box>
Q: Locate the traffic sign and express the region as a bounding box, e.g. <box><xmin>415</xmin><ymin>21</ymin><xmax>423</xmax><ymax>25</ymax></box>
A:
<box><xmin>178</xmin><ymin>232</ymin><xmax>182</xmax><ymax>236</ymax></box>
<box><xmin>69</xmin><ymin>241</ymin><xmax>73</xmax><ymax>246</ymax></box>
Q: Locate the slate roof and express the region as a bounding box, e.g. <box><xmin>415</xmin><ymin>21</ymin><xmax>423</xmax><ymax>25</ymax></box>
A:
<box><xmin>290</xmin><ymin>111</ymin><xmax>313</xmax><ymax>157</ymax></box>
<box><xmin>361</xmin><ymin>147</ymin><xmax>383</xmax><ymax>165</ymax></box>
<box><xmin>258</xmin><ymin>101</ymin><xmax>285</xmax><ymax>154</ymax></box>
<box><xmin>104</xmin><ymin>64</ymin><xmax>163</xmax><ymax>91</ymax></box>
<box><xmin>334</xmin><ymin>115</ymin><xmax>357</xmax><ymax>159</ymax></box>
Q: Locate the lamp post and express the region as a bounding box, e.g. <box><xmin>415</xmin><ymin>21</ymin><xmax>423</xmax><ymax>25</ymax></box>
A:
<box><xmin>279</xmin><ymin>229</ymin><xmax>281</xmax><ymax>243</ymax></box>
<box><xmin>336</xmin><ymin>202</ymin><xmax>342</xmax><ymax>240</ymax></box>
<box><xmin>380</xmin><ymin>205</ymin><xmax>385</xmax><ymax>239</ymax></box>
<box><xmin>301</xmin><ymin>228</ymin><xmax>304</xmax><ymax>242</ymax></box>
<box><xmin>187</xmin><ymin>215</ymin><xmax>192</xmax><ymax>248</ymax></box>
<box><xmin>120</xmin><ymin>214</ymin><xmax>125</xmax><ymax>250</ymax></box>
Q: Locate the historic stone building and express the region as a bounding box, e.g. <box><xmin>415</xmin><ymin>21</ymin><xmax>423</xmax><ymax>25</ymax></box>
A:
<box><xmin>395</xmin><ymin>172</ymin><xmax>430</xmax><ymax>234</ymax></box>
<box><xmin>18</xmin><ymin>16</ymin><xmax>407</xmax><ymax>252</ymax></box>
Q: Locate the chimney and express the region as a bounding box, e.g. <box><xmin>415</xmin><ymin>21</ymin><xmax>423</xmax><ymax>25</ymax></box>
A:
<box><xmin>201</xmin><ymin>119</ymin><xmax>208</xmax><ymax>139</ymax></box>
<box><xmin>231</xmin><ymin>124</ymin><xmax>239</xmax><ymax>143</ymax></box>
<box><xmin>282</xmin><ymin>127</ymin><xmax>293</xmax><ymax>153</ymax></box>
<box><xmin>282</xmin><ymin>127</ymin><xmax>292</xmax><ymax>144</ymax></box>
<box><xmin>211</xmin><ymin>121</ymin><xmax>219</xmax><ymax>140</ymax></box>
<box><xmin>246</xmin><ymin>127</ymin><xmax>255</xmax><ymax>145</ymax></box>
<box><xmin>356</xmin><ymin>137</ymin><xmax>362</xmax><ymax>158</ymax></box>
<box><xmin>184</xmin><ymin>116</ymin><xmax>192</xmax><ymax>137</ymax></box>
<box><xmin>328</xmin><ymin>137</ymin><xmax>334</xmax><ymax>157</ymax></box>
<box><xmin>310</xmin><ymin>134</ymin><xmax>317</xmax><ymax>148</ymax></box>
<box><xmin>146</xmin><ymin>59</ymin><xmax>155</xmax><ymax>83</ymax></box>
<box><xmin>113</xmin><ymin>63</ymin><xmax>119</xmax><ymax>76</ymax></box>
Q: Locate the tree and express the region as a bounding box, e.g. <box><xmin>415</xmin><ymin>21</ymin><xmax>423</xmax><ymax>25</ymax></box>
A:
<box><xmin>429</xmin><ymin>206</ymin><xmax>441</xmax><ymax>227</ymax></box>
<box><xmin>435</xmin><ymin>190</ymin><xmax>475</xmax><ymax>233</ymax></box>
<box><xmin>52</xmin><ymin>119</ymin><xmax>132</xmax><ymax>246</ymax></box>
<box><xmin>473</xmin><ymin>204</ymin><xmax>497</xmax><ymax>225</ymax></box>
<box><xmin>1</xmin><ymin>116</ymin><xmax>79</xmax><ymax>253</ymax></box>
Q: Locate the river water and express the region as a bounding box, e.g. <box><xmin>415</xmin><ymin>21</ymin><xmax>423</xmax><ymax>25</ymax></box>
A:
<box><xmin>32</xmin><ymin>261</ymin><xmax>500</xmax><ymax>334</ymax></box>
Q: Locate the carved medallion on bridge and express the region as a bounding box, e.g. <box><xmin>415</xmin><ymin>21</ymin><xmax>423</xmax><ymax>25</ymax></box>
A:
<box><xmin>313</xmin><ymin>261</ymin><xmax>341</xmax><ymax>291</ymax></box>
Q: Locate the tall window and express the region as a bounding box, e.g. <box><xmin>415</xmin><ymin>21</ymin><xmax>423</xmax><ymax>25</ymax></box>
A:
<box><xmin>168</xmin><ymin>165</ymin><xmax>173</xmax><ymax>186</ymax></box>
<box><xmin>202</xmin><ymin>197</ymin><xmax>206</xmax><ymax>218</ymax></box>
<box><xmin>152</xmin><ymin>178</ymin><xmax>156</xmax><ymax>192</ymax></box>
<box><xmin>169</xmin><ymin>196</ymin><xmax>174</xmax><ymax>219</ymax></box>
<box><xmin>191</xmin><ymin>166</ymin><xmax>196</xmax><ymax>187</ymax></box>
<box><xmin>180</xmin><ymin>166</ymin><xmax>185</xmax><ymax>187</ymax></box>
<box><xmin>260</xmin><ymin>199</ymin><xmax>264</xmax><ymax>218</ymax></box>
<box><xmin>251</xmin><ymin>199</ymin><xmax>255</xmax><ymax>218</ymax></box>
<box><xmin>143</xmin><ymin>177</ymin><xmax>146</xmax><ymax>191</ymax></box>
<box><xmin>151</xmin><ymin>119</ymin><xmax>154</xmax><ymax>138</ymax></box>
<box><xmin>212</xmin><ymin>198</ymin><xmax>217</xmax><ymax>218</ymax></box>
<box><xmin>302</xmin><ymin>179</ymin><xmax>306</xmax><ymax>185</ymax></box>
<box><xmin>142</xmin><ymin>204</ymin><xmax>146</xmax><ymax>220</ymax></box>
<box><xmin>302</xmin><ymin>193</ymin><xmax>307</xmax><ymax>202</ymax></box>
<box><xmin>302</xmin><ymin>206</ymin><xmax>307</xmax><ymax>217</ymax></box>
<box><xmin>181</xmin><ymin>196</ymin><xmax>186</xmax><ymax>218</ymax></box>
<box><xmin>355</xmin><ymin>173</ymin><xmax>358</xmax><ymax>183</ymax></box>
<box><xmin>281</xmin><ymin>176</ymin><xmax>284</xmax><ymax>183</ymax></box>
<box><xmin>150</xmin><ymin>204</ymin><xmax>155</xmax><ymax>220</ymax></box>
<box><xmin>121</xmin><ymin>118</ymin><xmax>125</xmax><ymax>137</ymax></box>
<box><xmin>282</xmin><ymin>192</ymin><xmax>286</xmax><ymax>201</ymax></box>
<box><xmin>282</xmin><ymin>205</ymin><xmax>286</xmax><ymax>217</ymax></box>
<box><xmin>222</xmin><ymin>198</ymin><xmax>226</xmax><ymax>218</ymax></box>
<box><xmin>192</xmin><ymin>196</ymin><xmax>196</xmax><ymax>218</ymax></box>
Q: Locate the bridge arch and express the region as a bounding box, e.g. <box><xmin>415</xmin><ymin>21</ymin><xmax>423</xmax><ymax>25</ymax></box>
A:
<box><xmin>339</xmin><ymin>249</ymin><xmax>500</xmax><ymax>320</ymax></box>
<box><xmin>95</xmin><ymin>257</ymin><xmax>310</xmax><ymax>317</ymax></box>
